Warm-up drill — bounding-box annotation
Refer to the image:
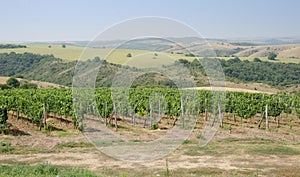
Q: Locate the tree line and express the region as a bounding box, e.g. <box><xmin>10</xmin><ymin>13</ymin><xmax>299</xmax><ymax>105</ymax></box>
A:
<box><xmin>0</xmin><ymin>44</ymin><xmax>27</xmax><ymax>49</ymax></box>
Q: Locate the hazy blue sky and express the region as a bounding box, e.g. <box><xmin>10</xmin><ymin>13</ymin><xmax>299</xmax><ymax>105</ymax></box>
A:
<box><xmin>1</xmin><ymin>0</ymin><xmax>300</xmax><ymax>41</ymax></box>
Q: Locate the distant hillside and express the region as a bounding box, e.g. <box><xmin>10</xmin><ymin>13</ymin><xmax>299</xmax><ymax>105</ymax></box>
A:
<box><xmin>0</xmin><ymin>52</ymin><xmax>299</xmax><ymax>89</ymax></box>
<box><xmin>1</xmin><ymin>41</ymin><xmax>300</xmax><ymax>65</ymax></box>
<box><xmin>165</xmin><ymin>41</ymin><xmax>300</xmax><ymax>60</ymax></box>
<box><xmin>0</xmin><ymin>52</ymin><xmax>184</xmax><ymax>88</ymax></box>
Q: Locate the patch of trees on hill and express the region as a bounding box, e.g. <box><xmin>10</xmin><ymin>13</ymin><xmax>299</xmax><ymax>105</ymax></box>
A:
<box><xmin>0</xmin><ymin>52</ymin><xmax>76</xmax><ymax>86</ymax></box>
<box><xmin>0</xmin><ymin>77</ymin><xmax>38</xmax><ymax>90</ymax></box>
<box><xmin>178</xmin><ymin>57</ymin><xmax>300</xmax><ymax>87</ymax></box>
<box><xmin>0</xmin><ymin>44</ymin><xmax>27</xmax><ymax>49</ymax></box>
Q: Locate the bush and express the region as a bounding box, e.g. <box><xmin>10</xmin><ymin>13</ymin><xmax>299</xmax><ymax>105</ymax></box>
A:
<box><xmin>150</xmin><ymin>122</ymin><xmax>158</xmax><ymax>130</ymax></box>
<box><xmin>0</xmin><ymin>163</ymin><xmax>99</xmax><ymax>177</ymax></box>
<box><xmin>268</xmin><ymin>52</ymin><xmax>277</xmax><ymax>60</ymax></box>
<box><xmin>6</xmin><ymin>77</ymin><xmax>20</xmax><ymax>88</ymax></box>
<box><xmin>0</xmin><ymin>142</ymin><xmax>13</xmax><ymax>153</ymax></box>
<box><xmin>253</xmin><ymin>58</ymin><xmax>262</xmax><ymax>62</ymax></box>
<box><xmin>20</xmin><ymin>83</ymin><xmax>38</xmax><ymax>89</ymax></box>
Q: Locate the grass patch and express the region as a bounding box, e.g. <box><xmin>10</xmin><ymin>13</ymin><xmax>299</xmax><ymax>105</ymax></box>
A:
<box><xmin>247</xmin><ymin>145</ymin><xmax>300</xmax><ymax>155</ymax></box>
<box><xmin>55</xmin><ymin>142</ymin><xmax>93</xmax><ymax>149</ymax></box>
<box><xmin>54</xmin><ymin>130</ymin><xmax>78</xmax><ymax>137</ymax></box>
<box><xmin>98</xmin><ymin>166</ymin><xmax>256</xmax><ymax>177</ymax></box>
<box><xmin>128</xmin><ymin>139</ymin><xmax>143</xmax><ymax>143</ymax></box>
<box><xmin>0</xmin><ymin>142</ymin><xmax>13</xmax><ymax>153</ymax></box>
<box><xmin>184</xmin><ymin>137</ymin><xmax>300</xmax><ymax>157</ymax></box>
<box><xmin>182</xmin><ymin>139</ymin><xmax>193</xmax><ymax>144</ymax></box>
<box><xmin>217</xmin><ymin>137</ymin><xmax>278</xmax><ymax>144</ymax></box>
<box><xmin>0</xmin><ymin>163</ymin><xmax>99</xmax><ymax>177</ymax></box>
<box><xmin>268</xmin><ymin>166</ymin><xmax>300</xmax><ymax>177</ymax></box>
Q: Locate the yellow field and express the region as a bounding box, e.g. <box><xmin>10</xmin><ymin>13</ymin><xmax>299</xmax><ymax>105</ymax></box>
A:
<box><xmin>0</xmin><ymin>44</ymin><xmax>298</xmax><ymax>65</ymax></box>
<box><xmin>0</xmin><ymin>44</ymin><xmax>190</xmax><ymax>66</ymax></box>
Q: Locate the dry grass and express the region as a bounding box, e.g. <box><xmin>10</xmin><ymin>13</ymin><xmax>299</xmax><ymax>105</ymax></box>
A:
<box><xmin>0</xmin><ymin>111</ymin><xmax>299</xmax><ymax>176</ymax></box>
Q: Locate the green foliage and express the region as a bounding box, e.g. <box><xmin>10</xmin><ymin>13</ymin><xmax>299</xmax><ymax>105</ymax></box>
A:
<box><xmin>56</xmin><ymin>142</ymin><xmax>93</xmax><ymax>149</ymax></box>
<box><xmin>0</xmin><ymin>52</ymin><xmax>77</xmax><ymax>86</ymax></box>
<box><xmin>1</xmin><ymin>88</ymin><xmax>299</xmax><ymax>131</ymax></box>
<box><xmin>20</xmin><ymin>83</ymin><xmax>38</xmax><ymax>89</ymax></box>
<box><xmin>150</xmin><ymin>122</ymin><xmax>158</xmax><ymax>130</ymax></box>
<box><xmin>126</xmin><ymin>53</ymin><xmax>132</xmax><ymax>57</ymax></box>
<box><xmin>0</xmin><ymin>44</ymin><xmax>26</xmax><ymax>49</ymax></box>
<box><xmin>6</xmin><ymin>77</ymin><xmax>20</xmax><ymax>88</ymax></box>
<box><xmin>0</xmin><ymin>108</ymin><xmax>8</xmax><ymax>124</ymax></box>
<box><xmin>0</xmin><ymin>84</ymin><xmax>10</xmax><ymax>90</ymax></box>
<box><xmin>268</xmin><ymin>52</ymin><xmax>277</xmax><ymax>60</ymax></box>
<box><xmin>185</xmin><ymin>53</ymin><xmax>195</xmax><ymax>57</ymax></box>
<box><xmin>0</xmin><ymin>163</ymin><xmax>99</xmax><ymax>177</ymax></box>
<box><xmin>219</xmin><ymin>58</ymin><xmax>300</xmax><ymax>86</ymax></box>
<box><xmin>214</xmin><ymin>47</ymin><xmax>244</xmax><ymax>57</ymax></box>
<box><xmin>183</xmin><ymin>140</ymin><xmax>192</xmax><ymax>144</ymax></box>
<box><xmin>253</xmin><ymin>57</ymin><xmax>262</xmax><ymax>62</ymax></box>
<box><xmin>0</xmin><ymin>142</ymin><xmax>13</xmax><ymax>153</ymax></box>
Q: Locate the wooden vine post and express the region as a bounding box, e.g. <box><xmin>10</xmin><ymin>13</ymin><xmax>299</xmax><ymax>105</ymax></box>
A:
<box><xmin>113</xmin><ymin>102</ymin><xmax>117</xmax><ymax>131</ymax></box>
<box><xmin>204</xmin><ymin>98</ymin><xmax>208</xmax><ymax>121</ymax></box>
<box><xmin>158</xmin><ymin>99</ymin><xmax>161</xmax><ymax>121</ymax></box>
<box><xmin>39</xmin><ymin>102</ymin><xmax>47</xmax><ymax>130</ymax></box>
<box><xmin>258</xmin><ymin>111</ymin><xmax>264</xmax><ymax>129</ymax></box>
<box><xmin>43</xmin><ymin>102</ymin><xmax>47</xmax><ymax>127</ymax></box>
<box><xmin>181</xmin><ymin>98</ymin><xmax>184</xmax><ymax>128</ymax></box>
<box><xmin>218</xmin><ymin>102</ymin><xmax>223</xmax><ymax>128</ymax></box>
<box><xmin>265</xmin><ymin>104</ymin><xmax>269</xmax><ymax>130</ymax></box>
<box><xmin>105</xmin><ymin>101</ymin><xmax>107</xmax><ymax>126</ymax></box>
<box><xmin>150</xmin><ymin>101</ymin><xmax>153</xmax><ymax>127</ymax></box>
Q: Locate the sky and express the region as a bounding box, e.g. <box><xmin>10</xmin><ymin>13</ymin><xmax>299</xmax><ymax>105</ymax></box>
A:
<box><xmin>1</xmin><ymin>0</ymin><xmax>300</xmax><ymax>42</ymax></box>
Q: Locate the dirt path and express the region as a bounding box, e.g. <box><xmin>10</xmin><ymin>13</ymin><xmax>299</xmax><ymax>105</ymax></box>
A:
<box><xmin>185</xmin><ymin>87</ymin><xmax>275</xmax><ymax>94</ymax></box>
<box><xmin>0</xmin><ymin>145</ymin><xmax>299</xmax><ymax>173</ymax></box>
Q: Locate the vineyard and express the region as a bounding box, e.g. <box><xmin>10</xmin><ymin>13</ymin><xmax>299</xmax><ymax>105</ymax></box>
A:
<box><xmin>0</xmin><ymin>88</ymin><xmax>299</xmax><ymax>132</ymax></box>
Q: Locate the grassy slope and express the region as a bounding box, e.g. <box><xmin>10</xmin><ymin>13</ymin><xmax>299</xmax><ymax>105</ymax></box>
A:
<box><xmin>0</xmin><ymin>44</ymin><xmax>191</xmax><ymax>66</ymax></box>
<box><xmin>1</xmin><ymin>44</ymin><xmax>299</xmax><ymax>65</ymax></box>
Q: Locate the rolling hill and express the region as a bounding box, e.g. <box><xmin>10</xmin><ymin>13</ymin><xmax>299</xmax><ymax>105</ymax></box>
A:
<box><xmin>1</xmin><ymin>37</ymin><xmax>300</xmax><ymax>65</ymax></box>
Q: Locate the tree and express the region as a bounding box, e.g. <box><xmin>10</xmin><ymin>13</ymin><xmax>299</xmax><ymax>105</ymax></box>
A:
<box><xmin>6</xmin><ymin>77</ymin><xmax>20</xmax><ymax>88</ymax></box>
<box><xmin>93</xmin><ymin>56</ymin><xmax>101</xmax><ymax>62</ymax></box>
<box><xmin>62</xmin><ymin>44</ymin><xmax>66</xmax><ymax>48</ymax></box>
<box><xmin>268</xmin><ymin>52</ymin><xmax>277</xmax><ymax>60</ymax></box>
<box><xmin>126</xmin><ymin>53</ymin><xmax>132</xmax><ymax>57</ymax></box>
<box><xmin>253</xmin><ymin>58</ymin><xmax>262</xmax><ymax>62</ymax></box>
